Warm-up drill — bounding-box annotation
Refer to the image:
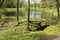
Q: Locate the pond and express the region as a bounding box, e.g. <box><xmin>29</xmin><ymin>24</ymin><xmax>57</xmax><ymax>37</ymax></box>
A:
<box><xmin>3</xmin><ymin>11</ymin><xmax>41</xmax><ymax>18</ymax></box>
<box><xmin>24</xmin><ymin>11</ymin><xmax>41</xmax><ymax>18</ymax></box>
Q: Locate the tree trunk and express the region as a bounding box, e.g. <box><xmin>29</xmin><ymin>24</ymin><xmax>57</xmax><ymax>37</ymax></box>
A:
<box><xmin>17</xmin><ymin>0</ymin><xmax>19</xmax><ymax>25</ymax></box>
<box><xmin>0</xmin><ymin>0</ymin><xmax>4</xmax><ymax>20</ymax></box>
<box><xmin>34</xmin><ymin>1</ymin><xmax>36</xmax><ymax>18</ymax></box>
<box><xmin>55</xmin><ymin>0</ymin><xmax>59</xmax><ymax>18</ymax></box>
<box><xmin>28</xmin><ymin>0</ymin><xmax>30</xmax><ymax>29</ymax></box>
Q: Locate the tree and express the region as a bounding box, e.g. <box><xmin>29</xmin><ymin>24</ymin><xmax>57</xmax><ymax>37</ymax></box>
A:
<box><xmin>34</xmin><ymin>0</ymin><xmax>36</xmax><ymax>18</ymax></box>
<box><xmin>0</xmin><ymin>0</ymin><xmax>4</xmax><ymax>8</ymax></box>
<box><xmin>3</xmin><ymin>0</ymin><xmax>16</xmax><ymax>8</ymax></box>
<box><xmin>17</xmin><ymin>0</ymin><xmax>19</xmax><ymax>25</ymax></box>
<box><xmin>40</xmin><ymin>0</ymin><xmax>46</xmax><ymax>18</ymax></box>
<box><xmin>19</xmin><ymin>0</ymin><xmax>24</xmax><ymax>8</ymax></box>
<box><xmin>0</xmin><ymin>0</ymin><xmax>4</xmax><ymax>20</ymax></box>
<box><xmin>55</xmin><ymin>0</ymin><xmax>59</xmax><ymax>17</ymax></box>
<box><xmin>28</xmin><ymin>0</ymin><xmax>30</xmax><ymax>30</ymax></box>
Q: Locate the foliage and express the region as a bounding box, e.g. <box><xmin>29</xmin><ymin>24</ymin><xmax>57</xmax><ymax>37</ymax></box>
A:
<box><xmin>3</xmin><ymin>0</ymin><xmax>16</xmax><ymax>8</ymax></box>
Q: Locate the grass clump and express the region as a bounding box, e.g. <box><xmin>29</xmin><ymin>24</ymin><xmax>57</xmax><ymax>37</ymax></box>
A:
<box><xmin>42</xmin><ymin>25</ymin><xmax>60</xmax><ymax>35</ymax></box>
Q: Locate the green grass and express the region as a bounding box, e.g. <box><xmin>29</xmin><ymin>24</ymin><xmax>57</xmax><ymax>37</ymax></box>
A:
<box><xmin>0</xmin><ymin>34</ymin><xmax>39</xmax><ymax>40</ymax></box>
<box><xmin>0</xmin><ymin>24</ymin><xmax>60</xmax><ymax>40</ymax></box>
<box><xmin>0</xmin><ymin>8</ymin><xmax>56</xmax><ymax>12</ymax></box>
<box><xmin>0</xmin><ymin>25</ymin><xmax>60</xmax><ymax>40</ymax></box>
<box><xmin>0</xmin><ymin>8</ymin><xmax>26</xmax><ymax>12</ymax></box>
<box><xmin>42</xmin><ymin>25</ymin><xmax>60</xmax><ymax>35</ymax></box>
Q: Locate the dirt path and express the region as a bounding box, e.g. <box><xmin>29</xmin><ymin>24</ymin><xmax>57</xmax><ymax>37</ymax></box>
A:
<box><xmin>39</xmin><ymin>35</ymin><xmax>60</xmax><ymax>40</ymax></box>
<box><xmin>53</xmin><ymin>36</ymin><xmax>60</xmax><ymax>40</ymax></box>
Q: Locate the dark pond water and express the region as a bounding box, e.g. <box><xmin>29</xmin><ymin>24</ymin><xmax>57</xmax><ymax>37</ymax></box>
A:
<box><xmin>3</xmin><ymin>11</ymin><xmax>41</xmax><ymax>18</ymax></box>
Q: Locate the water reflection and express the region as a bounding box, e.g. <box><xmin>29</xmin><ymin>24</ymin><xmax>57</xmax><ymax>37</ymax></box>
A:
<box><xmin>25</xmin><ymin>11</ymin><xmax>41</xmax><ymax>18</ymax></box>
<box><xmin>4</xmin><ymin>11</ymin><xmax>41</xmax><ymax>18</ymax></box>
